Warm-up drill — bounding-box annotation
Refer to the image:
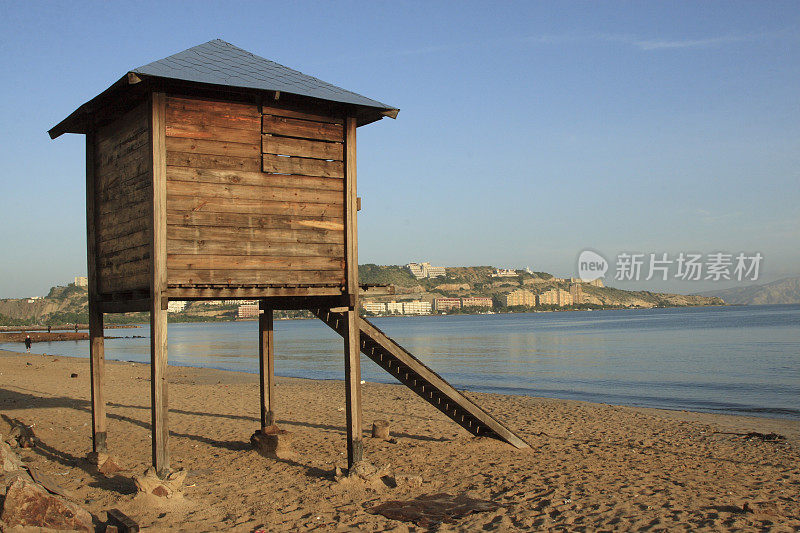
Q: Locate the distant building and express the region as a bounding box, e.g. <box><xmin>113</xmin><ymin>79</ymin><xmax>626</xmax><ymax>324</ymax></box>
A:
<box><xmin>569</xmin><ymin>283</ymin><xmax>584</xmax><ymax>305</ymax></box>
<box><xmin>505</xmin><ymin>289</ymin><xmax>535</xmax><ymax>307</ymax></box>
<box><xmin>237</xmin><ymin>304</ymin><xmax>260</xmax><ymax>319</ymax></box>
<box><xmin>538</xmin><ymin>289</ymin><xmax>573</xmax><ymax>307</ymax></box>
<box><xmin>224</xmin><ymin>299</ymin><xmax>257</xmax><ymax>306</ymax></box>
<box><xmin>363</xmin><ymin>301</ymin><xmax>386</xmax><ymax>314</ymax></box>
<box><xmin>491</xmin><ymin>268</ymin><xmax>517</xmax><ymax>278</ymax></box>
<box><xmin>167</xmin><ymin>301</ymin><xmax>187</xmax><ymax>313</ymax></box>
<box><xmin>402</xmin><ymin>300</ymin><xmax>432</xmax><ymax>315</ymax></box>
<box><xmin>461</xmin><ymin>297</ymin><xmax>493</xmax><ymax>308</ymax></box>
<box><xmin>434</xmin><ymin>298</ymin><xmax>462</xmax><ymax>311</ymax></box>
<box><xmin>426</xmin><ymin>265</ymin><xmax>446</xmax><ymax>278</ymax></box>
<box><xmin>406</xmin><ymin>262</ymin><xmax>446</xmax><ymax>279</ymax></box>
<box><xmin>74</xmin><ymin>276</ymin><xmax>88</xmax><ymax>287</ymax></box>
<box><xmin>386</xmin><ymin>301</ymin><xmax>404</xmax><ymax>314</ymax></box>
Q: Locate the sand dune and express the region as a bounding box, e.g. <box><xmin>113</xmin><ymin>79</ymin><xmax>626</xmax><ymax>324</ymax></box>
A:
<box><xmin>1</xmin><ymin>349</ymin><xmax>798</xmax><ymax>531</ymax></box>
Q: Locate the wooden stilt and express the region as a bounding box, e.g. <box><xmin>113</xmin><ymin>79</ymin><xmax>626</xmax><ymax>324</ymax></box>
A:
<box><xmin>88</xmin><ymin>302</ymin><xmax>106</xmax><ymax>452</ymax></box>
<box><xmin>149</xmin><ymin>91</ymin><xmax>170</xmax><ymax>477</ymax></box>
<box><xmin>342</xmin><ymin>116</ymin><xmax>363</xmax><ymax>468</ymax></box>
<box><xmin>150</xmin><ymin>303</ymin><xmax>169</xmax><ymax>477</ymax></box>
<box><xmin>343</xmin><ymin>308</ymin><xmax>363</xmax><ymax>468</ymax></box>
<box><xmin>259</xmin><ymin>300</ymin><xmax>275</xmax><ymax>429</ymax></box>
<box><xmin>86</xmin><ymin>129</ymin><xmax>107</xmax><ymax>454</ymax></box>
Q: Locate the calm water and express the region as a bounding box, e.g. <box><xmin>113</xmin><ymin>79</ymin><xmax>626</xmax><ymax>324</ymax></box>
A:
<box><xmin>3</xmin><ymin>305</ymin><xmax>799</xmax><ymax>419</ymax></box>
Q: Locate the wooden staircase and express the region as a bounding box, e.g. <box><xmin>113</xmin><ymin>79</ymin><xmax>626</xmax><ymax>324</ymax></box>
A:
<box><xmin>312</xmin><ymin>309</ymin><xmax>530</xmax><ymax>449</ymax></box>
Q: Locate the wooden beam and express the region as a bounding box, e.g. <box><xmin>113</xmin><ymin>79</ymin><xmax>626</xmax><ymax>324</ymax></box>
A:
<box><xmin>99</xmin><ymin>298</ymin><xmax>151</xmax><ymax>314</ymax></box>
<box><xmin>343</xmin><ymin>116</ymin><xmax>362</xmax><ymax>468</ymax></box>
<box><xmin>86</xmin><ymin>131</ymin><xmax>107</xmax><ymax>453</ymax></box>
<box><xmin>165</xmin><ymin>286</ymin><xmax>343</xmax><ymax>300</ymax></box>
<box><xmin>150</xmin><ymin>91</ymin><xmax>170</xmax><ymax>476</ymax></box>
<box><xmin>343</xmin><ymin>309</ymin><xmax>362</xmax><ymax>468</ymax></box>
<box><xmin>259</xmin><ymin>300</ymin><xmax>275</xmax><ymax>429</ymax></box>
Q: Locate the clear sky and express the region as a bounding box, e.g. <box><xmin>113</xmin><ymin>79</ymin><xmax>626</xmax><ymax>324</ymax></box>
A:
<box><xmin>0</xmin><ymin>1</ymin><xmax>798</xmax><ymax>298</ymax></box>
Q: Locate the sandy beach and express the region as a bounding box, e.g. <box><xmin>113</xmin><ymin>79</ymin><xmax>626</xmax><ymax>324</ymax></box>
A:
<box><xmin>0</xmin><ymin>349</ymin><xmax>797</xmax><ymax>531</ymax></box>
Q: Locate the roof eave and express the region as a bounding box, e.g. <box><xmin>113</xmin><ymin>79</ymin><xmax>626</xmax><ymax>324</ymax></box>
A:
<box><xmin>48</xmin><ymin>73</ymin><xmax>134</xmax><ymax>139</ymax></box>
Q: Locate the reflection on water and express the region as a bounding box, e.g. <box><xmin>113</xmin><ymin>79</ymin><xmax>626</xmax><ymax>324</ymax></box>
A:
<box><xmin>2</xmin><ymin>305</ymin><xmax>799</xmax><ymax>419</ymax></box>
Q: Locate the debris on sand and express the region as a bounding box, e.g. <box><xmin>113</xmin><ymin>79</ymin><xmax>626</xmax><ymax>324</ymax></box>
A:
<box><xmin>368</xmin><ymin>493</ymin><xmax>502</xmax><ymax>527</ymax></box>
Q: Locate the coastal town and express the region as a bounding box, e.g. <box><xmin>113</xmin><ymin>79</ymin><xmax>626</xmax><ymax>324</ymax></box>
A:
<box><xmin>1</xmin><ymin>262</ymin><xmax>724</xmax><ymax>327</ymax></box>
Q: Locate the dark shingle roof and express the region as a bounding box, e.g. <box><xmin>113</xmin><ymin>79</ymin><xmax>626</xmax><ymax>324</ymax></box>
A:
<box><xmin>132</xmin><ymin>39</ymin><xmax>394</xmax><ymax>111</ymax></box>
<box><xmin>49</xmin><ymin>39</ymin><xmax>397</xmax><ymax>138</ymax></box>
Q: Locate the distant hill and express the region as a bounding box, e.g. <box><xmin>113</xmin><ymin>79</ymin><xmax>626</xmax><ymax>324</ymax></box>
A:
<box><xmin>698</xmin><ymin>277</ymin><xmax>800</xmax><ymax>305</ymax></box>
<box><xmin>358</xmin><ymin>264</ymin><xmax>723</xmax><ymax>308</ymax></box>
<box><xmin>0</xmin><ymin>265</ymin><xmax>726</xmax><ymax>326</ymax></box>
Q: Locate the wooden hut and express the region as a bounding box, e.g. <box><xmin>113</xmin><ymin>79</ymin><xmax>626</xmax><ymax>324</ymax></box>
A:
<box><xmin>50</xmin><ymin>40</ymin><xmax>527</xmax><ymax>479</ymax></box>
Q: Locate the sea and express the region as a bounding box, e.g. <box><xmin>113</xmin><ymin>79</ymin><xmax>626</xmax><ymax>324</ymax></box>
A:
<box><xmin>2</xmin><ymin>304</ymin><xmax>798</xmax><ymax>419</ymax></box>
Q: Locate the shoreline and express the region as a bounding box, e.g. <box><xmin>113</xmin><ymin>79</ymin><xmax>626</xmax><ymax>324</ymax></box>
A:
<box><xmin>2</xmin><ymin>343</ymin><xmax>797</xmax><ymax>423</ymax></box>
<box><xmin>1</xmin><ymin>349</ymin><xmax>798</xmax><ymax>530</ymax></box>
<box><xmin>3</xmin><ymin>348</ymin><xmax>798</xmax><ymax>438</ymax></box>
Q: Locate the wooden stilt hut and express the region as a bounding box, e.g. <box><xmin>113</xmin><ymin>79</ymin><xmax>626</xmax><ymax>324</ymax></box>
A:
<box><xmin>49</xmin><ymin>40</ymin><xmax>527</xmax><ymax>478</ymax></box>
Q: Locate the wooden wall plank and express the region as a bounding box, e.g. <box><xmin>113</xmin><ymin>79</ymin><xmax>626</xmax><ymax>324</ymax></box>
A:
<box><xmin>168</xmin><ymin>239</ymin><xmax>343</xmax><ymax>257</ymax></box>
<box><xmin>262</xmin><ymin>135</ymin><xmax>343</xmax><ymax>161</ymax></box>
<box><xmin>168</xmin><ymin>268</ymin><xmax>344</xmax><ymax>285</ymax></box>
<box><xmin>166</xmin><ymin>196</ymin><xmax>343</xmax><ymax>217</ymax></box>
<box><xmin>166</xmin><ymin>180</ymin><xmax>342</xmax><ymax>204</ymax></box>
<box><xmin>166</xmin><ymin>151</ymin><xmax>261</xmax><ymax>172</ymax></box>
<box><xmin>261</xmin><ymin>105</ymin><xmax>344</xmax><ymax>124</ymax></box>
<box><xmin>165</xmin><ymin>137</ymin><xmax>260</xmax><ymax>158</ymax></box>
<box><xmin>262</xmin><ymin>153</ymin><xmax>343</xmax><ymax>178</ymax></box>
<box><xmin>167</xmin><ymin>223</ymin><xmax>344</xmax><ymax>244</ymax></box>
<box><xmin>167</xmin><ymin>254</ymin><xmax>343</xmax><ymax>271</ymax></box>
<box><xmin>167</xmin><ymin>166</ymin><xmax>343</xmax><ymax>191</ymax></box>
<box><xmin>262</xmin><ymin>115</ymin><xmax>343</xmax><ymax>142</ymax></box>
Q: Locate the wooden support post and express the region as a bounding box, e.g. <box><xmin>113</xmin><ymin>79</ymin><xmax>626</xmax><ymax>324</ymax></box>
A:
<box><xmin>343</xmin><ymin>116</ymin><xmax>363</xmax><ymax>468</ymax></box>
<box><xmin>259</xmin><ymin>300</ymin><xmax>275</xmax><ymax>429</ymax></box>
<box><xmin>343</xmin><ymin>309</ymin><xmax>362</xmax><ymax>467</ymax></box>
<box><xmin>86</xmin><ymin>131</ymin><xmax>106</xmax><ymax>453</ymax></box>
<box><xmin>149</xmin><ymin>92</ymin><xmax>170</xmax><ymax>477</ymax></box>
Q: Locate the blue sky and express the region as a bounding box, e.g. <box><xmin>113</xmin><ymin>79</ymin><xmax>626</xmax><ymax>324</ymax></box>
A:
<box><xmin>0</xmin><ymin>1</ymin><xmax>798</xmax><ymax>298</ymax></box>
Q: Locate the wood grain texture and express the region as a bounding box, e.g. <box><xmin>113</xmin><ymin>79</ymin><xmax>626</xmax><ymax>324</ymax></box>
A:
<box><xmin>262</xmin><ymin>115</ymin><xmax>344</xmax><ymax>142</ymax></box>
<box><xmin>262</xmin><ymin>135</ymin><xmax>343</xmax><ymax>161</ymax></box>
<box><xmin>93</xmin><ymin>100</ymin><xmax>152</xmax><ymax>294</ymax></box>
<box><xmin>261</xmin><ymin>153</ymin><xmax>343</xmax><ymax>178</ymax></box>
<box><xmin>261</xmin><ymin>104</ymin><xmax>344</xmax><ymax>124</ymax></box>
<box><xmin>167</xmin><ymin>151</ymin><xmax>261</xmax><ymax>172</ymax></box>
<box><xmin>167</xmin><ymin>166</ymin><xmax>343</xmax><ymax>191</ymax></box>
<box><xmin>167</xmin><ymin>196</ymin><xmax>343</xmax><ymax>217</ymax></box>
<box><xmin>167</xmin><ymin>214</ymin><xmax>343</xmax><ymax>233</ymax></box>
<box><xmin>150</xmin><ymin>92</ymin><xmax>170</xmax><ymax>477</ymax></box>
<box><xmin>168</xmin><ymin>239</ymin><xmax>342</xmax><ymax>257</ymax></box>
<box><xmin>167</xmin><ymin>179</ymin><xmax>342</xmax><ymax>205</ymax></box>
<box><xmin>166</xmin><ymin>136</ymin><xmax>260</xmax><ymax>158</ymax></box>
<box><xmin>168</xmin><ymin>268</ymin><xmax>344</xmax><ymax>286</ymax></box>
<box><xmin>167</xmin><ymin>254</ymin><xmax>343</xmax><ymax>271</ymax></box>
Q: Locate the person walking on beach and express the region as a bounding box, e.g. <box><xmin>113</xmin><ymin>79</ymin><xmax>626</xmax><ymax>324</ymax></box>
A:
<box><xmin>74</xmin><ymin>323</ymin><xmax>78</xmax><ymax>333</ymax></box>
<box><xmin>47</xmin><ymin>325</ymin><xmax>51</xmax><ymax>333</ymax></box>
<box><xmin>24</xmin><ymin>335</ymin><xmax>32</xmax><ymax>353</ymax></box>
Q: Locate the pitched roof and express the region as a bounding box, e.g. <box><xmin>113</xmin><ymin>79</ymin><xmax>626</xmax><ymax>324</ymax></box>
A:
<box><xmin>49</xmin><ymin>39</ymin><xmax>397</xmax><ymax>138</ymax></box>
<box><xmin>132</xmin><ymin>39</ymin><xmax>394</xmax><ymax>111</ymax></box>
